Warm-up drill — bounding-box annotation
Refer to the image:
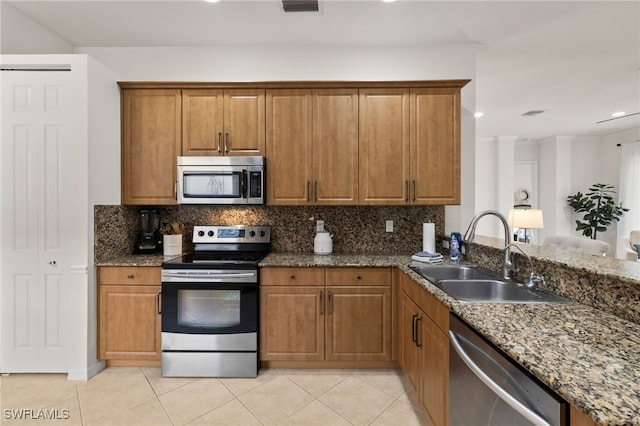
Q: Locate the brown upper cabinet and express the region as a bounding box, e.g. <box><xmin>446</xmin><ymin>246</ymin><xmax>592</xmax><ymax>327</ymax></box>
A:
<box><xmin>119</xmin><ymin>81</ymin><xmax>467</xmax><ymax>206</ymax></box>
<box><xmin>359</xmin><ymin>88</ymin><xmax>410</xmax><ymax>205</ymax></box>
<box><xmin>121</xmin><ymin>89</ymin><xmax>181</xmax><ymax>205</ymax></box>
<box><xmin>266</xmin><ymin>89</ymin><xmax>359</xmax><ymax>205</ymax></box>
<box><xmin>359</xmin><ymin>87</ymin><xmax>461</xmax><ymax>205</ymax></box>
<box><xmin>182</xmin><ymin>89</ymin><xmax>265</xmax><ymax>156</ymax></box>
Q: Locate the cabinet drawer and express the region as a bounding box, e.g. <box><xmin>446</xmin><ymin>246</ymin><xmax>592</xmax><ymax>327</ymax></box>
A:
<box><xmin>326</xmin><ymin>267</ymin><xmax>391</xmax><ymax>286</ymax></box>
<box><xmin>98</xmin><ymin>267</ymin><xmax>161</xmax><ymax>286</ymax></box>
<box><xmin>261</xmin><ymin>267</ymin><xmax>325</xmax><ymax>286</ymax></box>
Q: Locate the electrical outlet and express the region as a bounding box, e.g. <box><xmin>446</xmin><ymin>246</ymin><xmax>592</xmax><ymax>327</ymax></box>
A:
<box><xmin>316</xmin><ymin>220</ymin><xmax>324</xmax><ymax>233</ymax></box>
<box><xmin>386</xmin><ymin>220</ymin><xmax>393</xmax><ymax>232</ymax></box>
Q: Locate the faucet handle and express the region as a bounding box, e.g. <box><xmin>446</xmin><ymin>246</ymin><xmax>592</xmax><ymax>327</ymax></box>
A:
<box><xmin>527</xmin><ymin>272</ymin><xmax>545</xmax><ymax>289</ymax></box>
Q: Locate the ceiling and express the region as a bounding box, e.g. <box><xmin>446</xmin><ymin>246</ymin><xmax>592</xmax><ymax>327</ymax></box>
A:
<box><xmin>6</xmin><ymin>0</ymin><xmax>640</xmax><ymax>140</ymax></box>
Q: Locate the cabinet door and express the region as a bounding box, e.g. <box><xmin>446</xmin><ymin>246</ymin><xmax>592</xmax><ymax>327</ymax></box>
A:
<box><xmin>326</xmin><ymin>286</ymin><xmax>391</xmax><ymax>361</ymax></box>
<box><xmin>399</xmin><ymin>291</ymin><xmax>422</xmax><ymax>389</ymax></box>
<box><xmin>98</xmin><ymin>285</ymin><xmax>161</xmax><ymax>361</ymax></box>
<box><xmin>266</xmin><ymin>89</ymin><xmax>313</xmax><ymax>205</ymax></box>
<box><xmin>312</xmin><ymin>89</ymin><xmax>359</xmax><ymax>205</ymax></box>
<box><xmin>260</xmin><ymin>286</ymin><xmax>324</xmax><ymax>361</ymax></box>
<box><xmin>419</xmin><ymin>316</ymin><xmax>449</xmax><ymax>426</ymax></box>
<box><xmin>182</xmin><ymin>89</ymin><xmax>224</xmax><ymax>156</ymax></box>
<box><xmin>224</xmin><ymin>89</ymin><xmax>265</xmax><ymax>156</ymax></box>
<box><xmin>121</xmin><ymin>89</ymin><xmax>181</xmax><ymax>205</ymax></box>
<box><xmin>359</xmin><ymin>88</ymin><xmax>410</xmax><ymax>205</ymax></box>
<box><xmin>410</xmin><ymin>88</ymin><xmax>460</xmax><ymax>204</ymax></box>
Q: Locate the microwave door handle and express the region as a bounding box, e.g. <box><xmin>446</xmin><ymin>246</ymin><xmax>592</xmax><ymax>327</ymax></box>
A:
<box><xmin>241</xmin><ymin>170</ymin><xmax>248</xmax><ymax>199</ymax></box>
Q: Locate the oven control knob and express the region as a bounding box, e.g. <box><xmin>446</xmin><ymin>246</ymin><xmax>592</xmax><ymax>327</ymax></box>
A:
<box><xmin>208</xmin><ymin>230</ymin><xmax>215</xmax><ymax>237</ymax></box>
<box><xmin>197</xmin><ymin>230</ymin><xmax>205</xmax><ymax>237</ymax></box>
<box><xmin>249</xmin><ymin>231</ymin><xmax>256</xmax><ymax>237</ymax></box>
<box><xmin>259</xmin><ymin>230</ymin><xmax>266</xmax><ymax>237</ymax></box>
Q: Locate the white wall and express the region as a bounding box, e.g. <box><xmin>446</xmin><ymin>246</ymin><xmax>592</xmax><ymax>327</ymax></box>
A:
<box><xmin>0</xmin><ymin>2</ymin><xmax>73</xmax><ymax>54</ymax></box>
<box><xmin>86</xmin><ymin>56</ymin><xmax>120</xmax><ymax>373</ymax></box>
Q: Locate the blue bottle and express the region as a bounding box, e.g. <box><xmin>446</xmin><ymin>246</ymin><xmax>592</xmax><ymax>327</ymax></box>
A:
<box><xmin>450</xmin><ymin>232</ymin><xmax>461</xmax><ymax>263</ymax></box>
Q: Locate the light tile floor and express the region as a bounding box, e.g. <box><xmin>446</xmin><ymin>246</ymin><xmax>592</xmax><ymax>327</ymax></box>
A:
<box><xmin>0</xmin><ymin>368</ymin><xmax>429</xmax><ymax>425</ymax></box>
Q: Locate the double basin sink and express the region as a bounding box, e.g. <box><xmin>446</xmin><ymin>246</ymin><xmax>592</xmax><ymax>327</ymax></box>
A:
<box><xmin>409</xmin><ymin>264</ymin><xmax>572</xmax><ymax>304</ymax></box>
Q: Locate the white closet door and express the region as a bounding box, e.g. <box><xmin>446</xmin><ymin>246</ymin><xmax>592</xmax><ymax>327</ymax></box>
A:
<box><xmin>1</xmin><ymin>70</ymin><xmax>70</xmax><ymax>372</ymax></box>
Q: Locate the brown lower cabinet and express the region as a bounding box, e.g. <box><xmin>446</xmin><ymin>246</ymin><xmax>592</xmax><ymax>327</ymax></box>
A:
<box><xmin>97</xmin><ymin>267</ymin><xmax>162</xmax><ymax>365</ymax></box>
<box><xmin>399</xmin><ymin>272</ymin><xmax>449</xmax><ymax>426</ymax></box>
<box><xmin>260</xmin><ymin>267</ymin><xmax>392</xmax><ymax>365</ymax></box>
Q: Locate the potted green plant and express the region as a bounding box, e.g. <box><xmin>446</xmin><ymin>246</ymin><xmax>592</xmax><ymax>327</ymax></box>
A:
<box><xmin>566</xmin><ymin>183</ymin><xmax>629</xmax><ymax>240</ymax></box>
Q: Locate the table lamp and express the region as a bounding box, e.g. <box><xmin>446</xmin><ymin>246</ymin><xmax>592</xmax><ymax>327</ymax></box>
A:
<box><xmin>508</xmin><ymin>208</ymin><xmax>544</xmax><ymax>243</ymax></box>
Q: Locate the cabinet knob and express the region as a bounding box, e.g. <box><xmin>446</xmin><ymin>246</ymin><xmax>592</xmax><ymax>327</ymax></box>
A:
<box><xmin>290</xmin><ymin>275</ymin><xmax>295</xmax><ymax>280</ymax></box>
<box><xmin>356</xmin><ymin>275</ymin><xmax>362</xmax><ymax>280</ymax></box>
<box><xmin>127</xmin><ymin>274</ymin><xmax>134</xmax><ymax>279</ymax></box>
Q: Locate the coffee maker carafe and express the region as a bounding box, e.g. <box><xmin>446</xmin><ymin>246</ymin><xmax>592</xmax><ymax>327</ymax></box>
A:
<box><xmin>135</xmin><ymin>208</ymin><xmax>162</xmax><ymax>254</ymax></box>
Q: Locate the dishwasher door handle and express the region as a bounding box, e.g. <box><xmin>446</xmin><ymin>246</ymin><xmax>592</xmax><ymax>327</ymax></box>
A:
<box><xmin>448</xmin><ymin>330</ymin><xmax>551</xmax><ymax>426</ymax></box>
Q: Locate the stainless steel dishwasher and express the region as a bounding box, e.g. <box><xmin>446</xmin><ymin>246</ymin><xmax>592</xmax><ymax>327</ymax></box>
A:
<box><xmin>449</xmin><ymin>314</ymin><xmax>568</xmax><ymax>426</ymax></box>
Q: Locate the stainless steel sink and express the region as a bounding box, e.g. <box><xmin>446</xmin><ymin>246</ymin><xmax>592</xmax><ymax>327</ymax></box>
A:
<box><xmin>409</xmin><ymin>264</ymin><xmax>572</xmax><ymax>304</ymax></box>
<box><xmin>436</xmin><ymin>279</ymin><xmax>571</xmax><ymax>303</ymax></box>
<box><xmin>409</xmin><ymin>265</ymin><xmax>494</xmax><ymax>281</ymax></box>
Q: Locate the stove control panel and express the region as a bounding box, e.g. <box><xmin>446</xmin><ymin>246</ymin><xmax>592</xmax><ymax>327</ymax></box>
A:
<box><xmin>192</xmin><ymin>225</ymin><xmax>271</xmax><ymax>244</ymax></box>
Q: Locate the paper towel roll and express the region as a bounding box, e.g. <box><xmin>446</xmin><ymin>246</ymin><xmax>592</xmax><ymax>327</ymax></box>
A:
<box><xmin>423</xmin><ymin>223</ymin><xmax>436</xmax><ymax>253</ymax></box>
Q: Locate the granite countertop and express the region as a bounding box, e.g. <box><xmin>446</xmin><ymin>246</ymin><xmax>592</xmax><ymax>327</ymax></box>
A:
<box><xmin>261</xmin><ymin>252</ymin><xmax>640</xmax><ymax>425</ymax></box>
<box><xmin>95</xmin><ymin>251</ymin><xmax>640</xmax><ymax>424</ymax></box>
<box><xmin>96</xmin><ymin>253</ymin><xmax>178</xmax><ymax>267</ymax></box>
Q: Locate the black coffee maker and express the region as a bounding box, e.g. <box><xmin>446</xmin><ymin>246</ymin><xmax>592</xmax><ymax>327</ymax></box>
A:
<box><xmin>135</xmin><ymin>208</ymin><xmax>162</xmax><ymax>254</ymax></box>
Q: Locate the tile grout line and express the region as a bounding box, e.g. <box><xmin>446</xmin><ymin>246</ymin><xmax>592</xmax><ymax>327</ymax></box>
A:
<box><xmin>140</xmin><ymin>367</ymin><xmax>177</xmax><ymax>425</ymax></box>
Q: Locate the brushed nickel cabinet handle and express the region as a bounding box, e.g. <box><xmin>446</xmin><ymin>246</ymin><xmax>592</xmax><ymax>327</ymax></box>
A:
<box><xmin>411</xmin><ymin>314</ymin><xmax>417</xmax><ymax>343</ymax></box>
<box><xmin>217</xmin><ymin>132</ymin><xmax>222</xmax><ymax>153</ymax></box>
<box><xmin>224</xmin><ymin>132</ymin><xmax>229</xmax><ymax>153</ymax></box>
<box><xmin>157</xmin><ymin>292</ymin><xmax>162</xmax><ymax>314</ymax></box>
<box><xmin>314</xmin><ymin>181</ymin><xmax>318</xmax><ymax>202</ymax></box>
<box><xmin>328</xmin><ymin>291</ymin><xmax>333</xmax><ymax>315</ymax></box>
<box><xmin>412</xmin><ymin>180</ymin><xmax>417</xmax><ymax>202</ymax></box>
<box><xmin>319</xmin><ymin>290</ymin><xmax>324</xmax><ymax>315</ymax></box>
<box><xmin>307</xmin><ymin>181</ymin><xmax>311</xmax><ymax>202</ymax></box>
<box><xmin>416</xmin><ymin>315</ymin><xmax>423</xmax><ymax>347</ymax></box>
<box><xmin>405</xmin><ymin>181</ymin><xmax>409</xmax><ymax>202</ymax></box>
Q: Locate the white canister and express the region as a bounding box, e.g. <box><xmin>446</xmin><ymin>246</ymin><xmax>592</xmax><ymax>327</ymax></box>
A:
<box><xmin>163</xmin><ymin>234</ymin><xmax>182</xmax><ymax>256</ymax></box>
<box><xmin>314</xmin><ymin>232</ymin><xmax>333</xmax><ymax>255</ymax></box>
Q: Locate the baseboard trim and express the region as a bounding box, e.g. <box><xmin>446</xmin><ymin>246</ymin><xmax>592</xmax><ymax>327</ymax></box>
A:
<box><xmin>67</xmin><ymin>360</ymin><xmax>106</xmax><ymax>381</ymax></box>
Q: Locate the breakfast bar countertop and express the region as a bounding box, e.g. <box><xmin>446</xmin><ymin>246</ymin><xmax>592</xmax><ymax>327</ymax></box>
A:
<box><xmin>260</xmin><ymin>252</ymin><xmax>640</xmax><ymax>426</ymax></box>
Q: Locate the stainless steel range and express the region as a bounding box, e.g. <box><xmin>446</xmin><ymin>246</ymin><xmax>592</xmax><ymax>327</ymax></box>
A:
<box><xmin>160</xmin><ymin>225</ymin><xmax>270</xmax><ymax>378</ymax></box>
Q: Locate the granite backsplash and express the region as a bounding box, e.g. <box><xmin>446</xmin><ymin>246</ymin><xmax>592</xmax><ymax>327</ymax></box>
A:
<box><xmin>94</xmin><ymin>204</ymin><xmax>444</xmax><ymax>261</ymax></box>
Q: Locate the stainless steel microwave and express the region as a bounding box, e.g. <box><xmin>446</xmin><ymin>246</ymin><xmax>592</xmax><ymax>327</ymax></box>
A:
<box><xmin>177</xmin><ymin>156</ymin><xmax>265</xmax><ymax>205</ymax></box>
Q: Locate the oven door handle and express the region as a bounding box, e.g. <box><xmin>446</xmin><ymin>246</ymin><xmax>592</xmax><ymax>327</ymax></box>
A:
<box><xmin>162</xmin><ymin>272</ymin><xmax>257</xmax><ymax>280</ymax></box>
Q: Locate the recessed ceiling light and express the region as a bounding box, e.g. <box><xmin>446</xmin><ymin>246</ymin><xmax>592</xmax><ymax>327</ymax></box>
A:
<box><xmin>205</xmin><ymin>0</ymin><xmax>219</xmax><ymax>3</ymax></box>
<box><xmin>611</xmin><ymin>111</ymin><xmax>626</xmax><ymax>117</ymax></box>
<box><xmin>382</xmin><ymin>0</ymin><xmax>396</xmax><ymax>3</ymax></box>
<box><xmin>474</xmin><ymin>112</ymin><xmax>484</xmax><ymax>118</ymax></box>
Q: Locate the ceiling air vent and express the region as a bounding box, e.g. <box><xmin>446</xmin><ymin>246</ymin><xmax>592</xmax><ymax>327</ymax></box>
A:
<box><xmin>282</xmin><ymin>0</ymin><xmax>319</xmax><ymax>12</ymax></box>
<box><xmin>521</xmin><ymin>110</ymin><xmax>546</xmax><ymax>117</ymax></box>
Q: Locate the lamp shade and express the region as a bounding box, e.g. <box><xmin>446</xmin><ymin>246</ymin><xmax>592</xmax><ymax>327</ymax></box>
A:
<box><xmin>508</xmin><ymin>209</ymin><xmax>544</xmax><ymax>229</ymax></box>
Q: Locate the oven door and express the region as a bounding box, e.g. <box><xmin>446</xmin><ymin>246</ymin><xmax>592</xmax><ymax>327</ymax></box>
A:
<box><xmin>161</xmin><ymin>280</ymin><xmax>257</xmax><ymax>335</ymax></box>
